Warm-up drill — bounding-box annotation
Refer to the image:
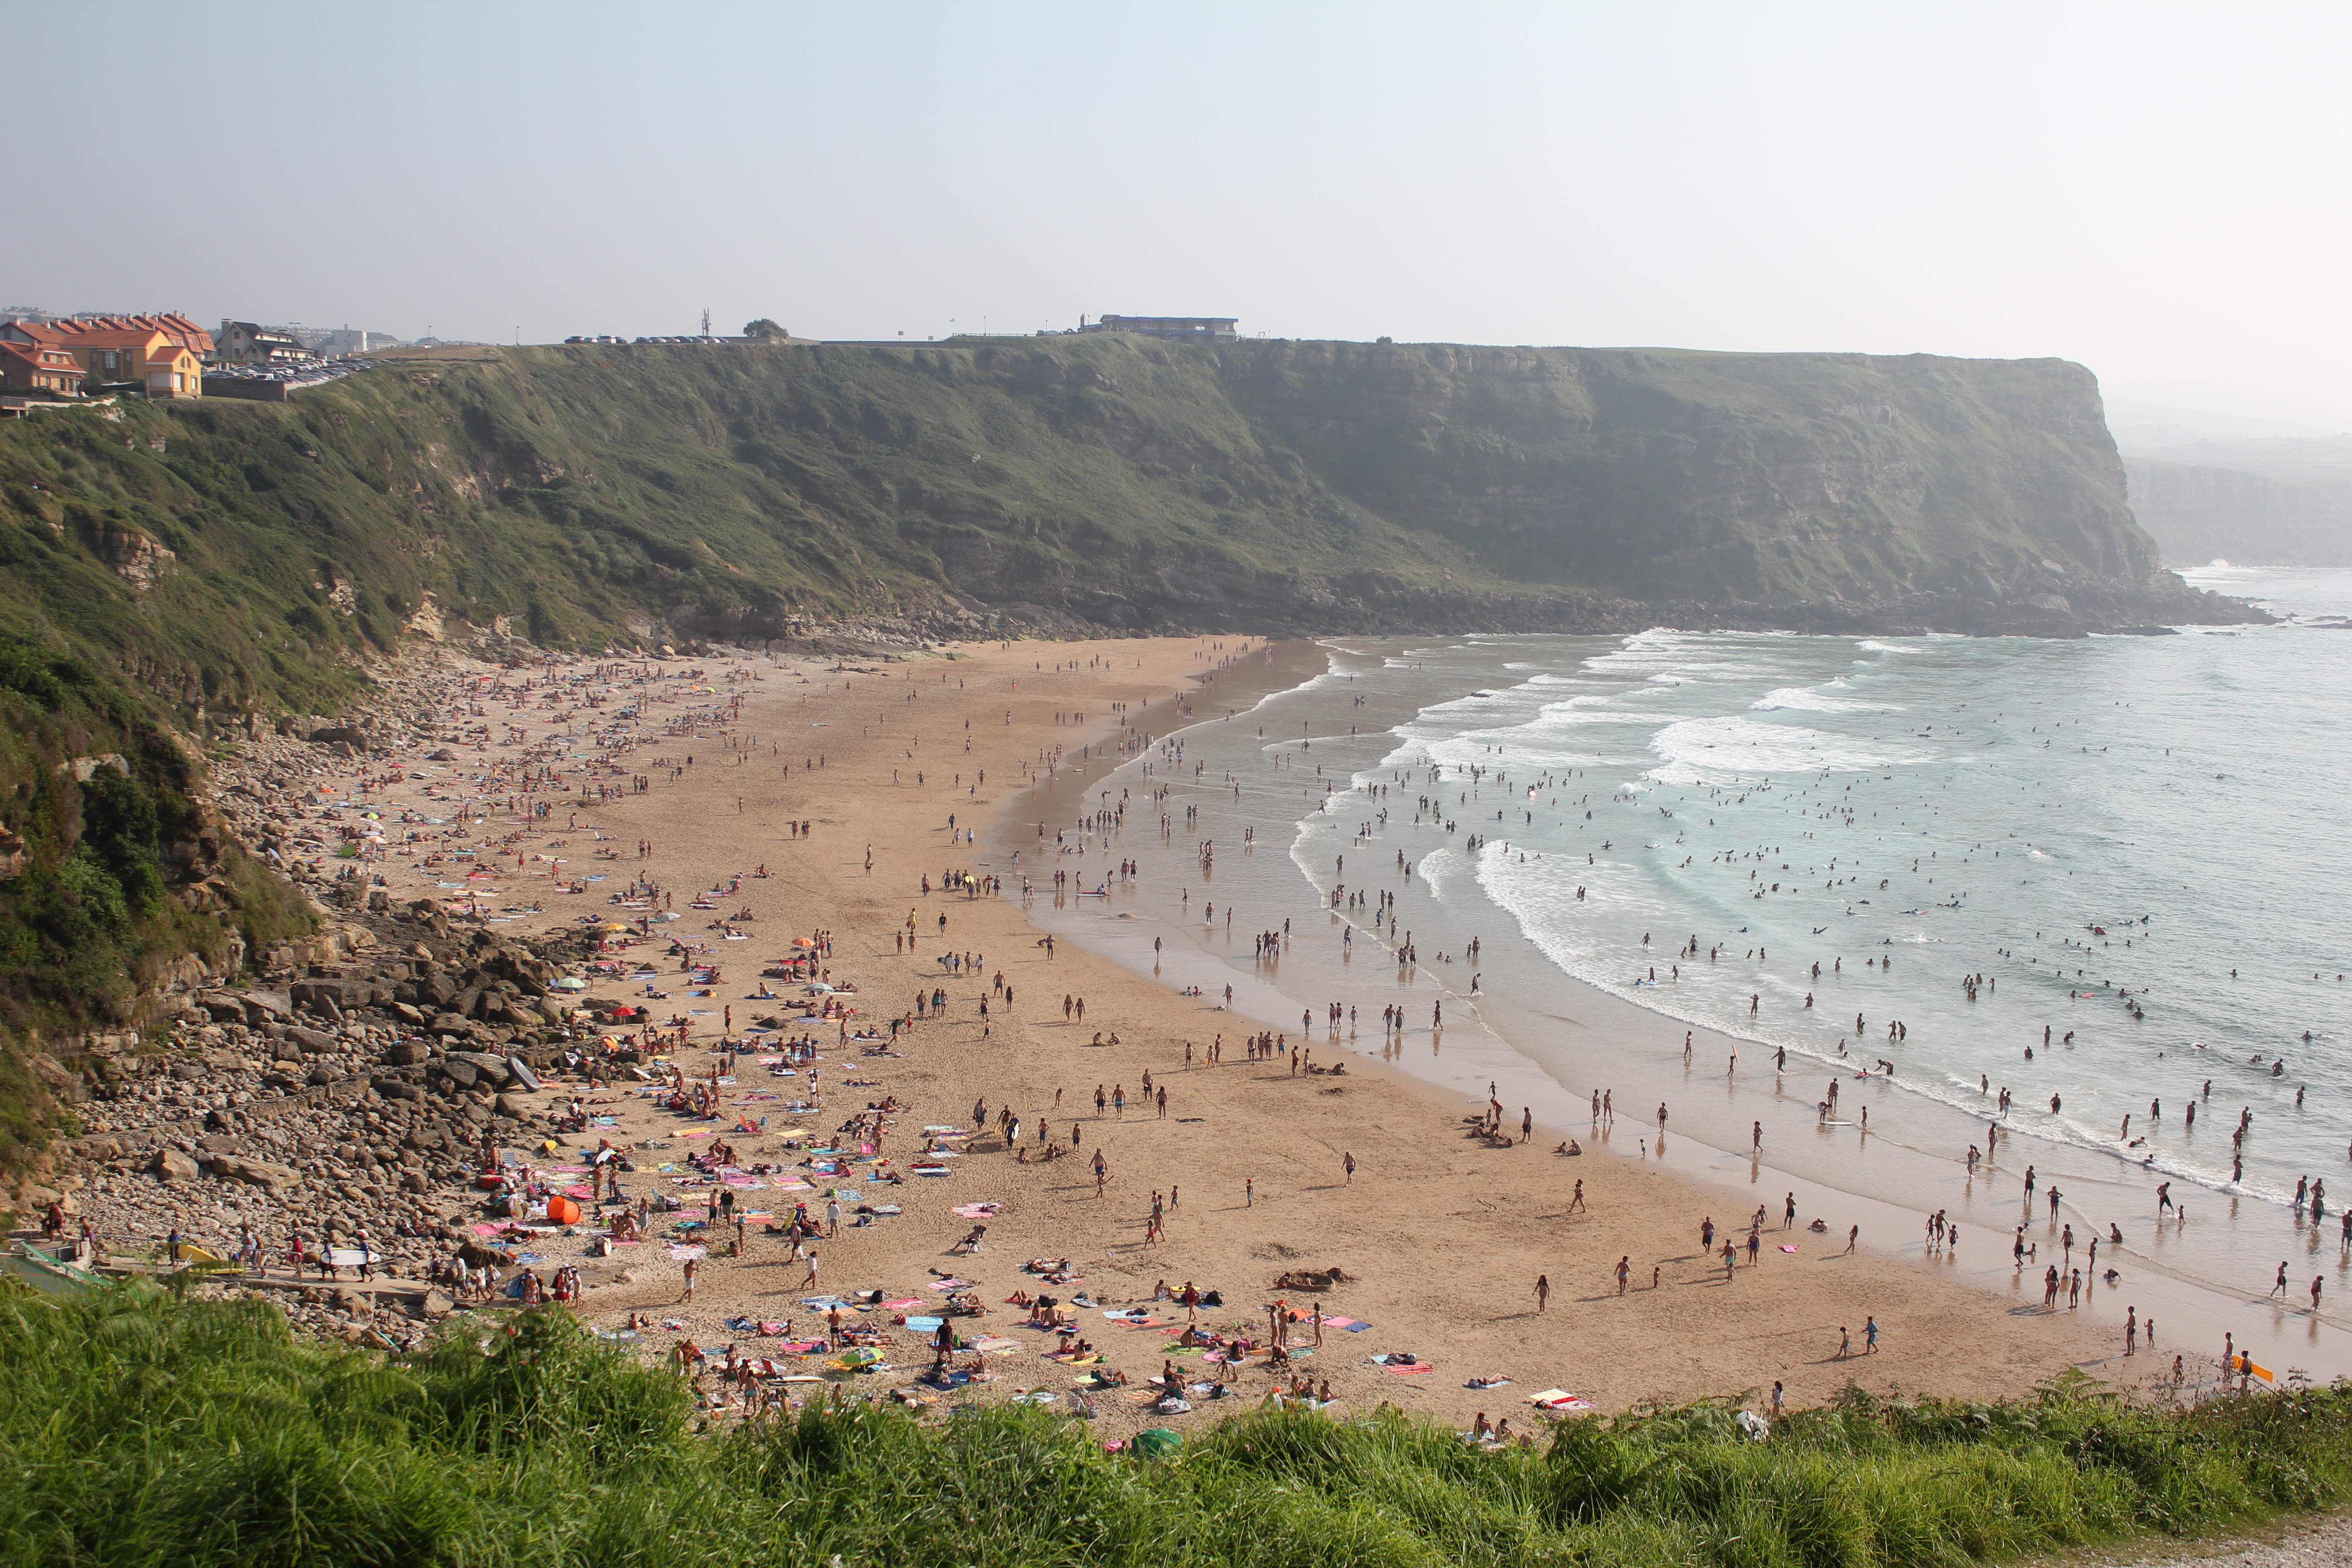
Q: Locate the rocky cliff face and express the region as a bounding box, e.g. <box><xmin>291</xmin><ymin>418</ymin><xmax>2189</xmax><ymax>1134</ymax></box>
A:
<box><xmin>2123</xmin><ymin>457</ymin><xmax>2352</xmax><ymax>566</ymax></box>
<box><xmin>1213</xmin><ymin>343</ymin><xmax>2202</xmax><ymax>629</ymax></box>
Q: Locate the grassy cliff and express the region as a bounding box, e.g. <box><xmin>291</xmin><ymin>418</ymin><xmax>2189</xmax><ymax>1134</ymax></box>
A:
<box><xmin>0</xmin><ymin>338</ymin><xmax>2236</xmax><ymax>732</ymax></box>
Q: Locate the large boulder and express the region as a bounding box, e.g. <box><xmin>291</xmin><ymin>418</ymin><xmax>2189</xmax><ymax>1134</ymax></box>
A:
<box><xmin>194</xmin><ymin>991</ymin><xmax>248</xmax><ymax>1024</ymax></box>
<box><xmin>446</xmin><ymin>1051</ymin><xmax>514</xmax><ymax>1086</ymax></box>
<box><xmin>209</xmin><ymin>1156</ymin><xmax>302</xmax><ymax>1195</ymax></box>
<box><xmin>151</xmin><ymin>1148</ymin><xmax>201</xmax><ymax>1184</ymax></box>
<box><xmin>240</xmin><ymin>992</ymin><xmax>293</xmax><ymax>1028</ymax></box>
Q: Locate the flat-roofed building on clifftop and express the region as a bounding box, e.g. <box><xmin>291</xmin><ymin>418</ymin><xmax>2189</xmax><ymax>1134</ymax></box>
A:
<box><xmin>1079</xmin><ymin>314</ymin><xmax>1238</xmax><ymax>341</ymax></box>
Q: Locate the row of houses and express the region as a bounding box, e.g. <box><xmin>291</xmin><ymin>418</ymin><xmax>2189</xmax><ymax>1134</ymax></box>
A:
<box><xmin>0</xmin><ymin>314</ymin><xmax>405</xmax><ymax>405</ymax></box>
<box><xmin>0</xmin><ymin>313</ymin><xmax>212</xmax><ymax>399</ymax></box>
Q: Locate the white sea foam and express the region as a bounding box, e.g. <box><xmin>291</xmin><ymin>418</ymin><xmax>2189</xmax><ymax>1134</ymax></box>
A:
<box><xmin>1748</xmin><ymin>686</ymin><xmax>1901</xmax><ymax>714</ymax></box>
<box><xmin>1643</xmin><ymin>716</ymin><xmax>1923</xmax><ymax>780</ymax></box>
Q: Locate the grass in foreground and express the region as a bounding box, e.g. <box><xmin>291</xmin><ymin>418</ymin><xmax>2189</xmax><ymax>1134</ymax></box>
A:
<box><xmin>3</xmin><ymin>1287</ymin><xmax>2343</xmax><ymax>1568</ymax></box>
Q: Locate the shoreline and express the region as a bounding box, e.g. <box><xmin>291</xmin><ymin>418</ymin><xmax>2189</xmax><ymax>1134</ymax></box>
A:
<box><xmin>1006</xmin><ymin>635</ymin><xmax>2352</xmax><ymax>1384</ymax></box>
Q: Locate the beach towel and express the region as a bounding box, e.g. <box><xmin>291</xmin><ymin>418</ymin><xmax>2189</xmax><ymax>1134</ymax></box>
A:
<box><xmin>905</xmin><ymin>1316</ymin><xmax>943</xmax><ymax>1331</ymax></box>
<box><xmin>1529</xmin><ymin>1389</ymin><xmax>1596</xmax><ymax>1411</ymax></box>
<box><xmin>881</xmin><ymin>1298</ymin><xmax>922</xmax><ymax>1310</ymax></box>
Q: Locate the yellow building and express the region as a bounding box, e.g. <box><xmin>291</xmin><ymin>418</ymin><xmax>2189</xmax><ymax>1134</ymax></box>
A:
<box><xmin>7</xmin><ymin>314</ymin><xmax>211</xmax><ymax>398</ymax></box>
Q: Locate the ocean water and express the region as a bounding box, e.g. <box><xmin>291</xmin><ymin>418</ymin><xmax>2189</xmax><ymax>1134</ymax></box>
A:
<box><xmin>1008</xmin><ymin>568</ymin><xmax>2352</xmax><ymax>1356</ymax></box>
<box><xmin>1346</xmin><ymin>569</ymin><xmax>2350</xmax><ymax>1208</ymax></box>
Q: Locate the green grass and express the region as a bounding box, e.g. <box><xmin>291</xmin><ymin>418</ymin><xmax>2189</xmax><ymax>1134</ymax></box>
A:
<box><xmin>0</xmin><ymin>631</ymin><xmax>307</xmax><ymax>1036</ymax></box>
<box><xmin>4</xmin><ymin>1287</ymin><xmax>2346</xmax><ymax>1568</ymax></box>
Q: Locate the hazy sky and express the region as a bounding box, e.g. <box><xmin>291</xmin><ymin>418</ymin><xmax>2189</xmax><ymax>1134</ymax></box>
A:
<box><xmin>14</xmin><ymin>2</ymin><xmax>2350</xmax><ymax>429</ymax></box>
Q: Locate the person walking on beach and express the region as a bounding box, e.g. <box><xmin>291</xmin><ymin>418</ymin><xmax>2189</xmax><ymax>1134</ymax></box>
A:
<box><xmin>1844</xmin><ymin>1225</ymin><xmax>1858</xmax><ymax>1255</ymax></box>
<box><xmin>2273</xmin><ymin>1261</ymin><xmax>2291</xmax><ymax>1298</ymax></box>
<box><xmin>1616</xmin><ymin>1256</ymin><xmax>1631</xmax><ymax>1294</ymax></box>
<box><xmin>681</xmin><ymin>1256</ymin><xmax>698</xmax><ymax>1303</ymax></box>
<box><xmin>1343</xmin><ymin>1151</ymin><xmax>1357</xmax><ymax>1184</ymax></box>
<box><xmin>1534</xmin><ymin>1274</ymin><xmax>1550</xmax><ymax>1313</ymax></box>
<box><xmin>1837</xmin><ymin>1325</ymin><xmax>1851</xmax><ymax>1358</ymax></box>
<box><xmin>1864</xmin><ymin>1316</ymin><xmax>1879</xmax><ymax>1353</ymax></box>
<box><xmin>1568</xmin><ymin>1179</ymin><xmax>1586</xmax><ymax>1213</ymax></box>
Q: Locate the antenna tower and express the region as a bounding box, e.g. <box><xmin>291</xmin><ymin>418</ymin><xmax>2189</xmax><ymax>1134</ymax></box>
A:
<box><xmin>702</xmin><ymin>307</ymin><xmax>711</xmax><ymax>338</ymax></box>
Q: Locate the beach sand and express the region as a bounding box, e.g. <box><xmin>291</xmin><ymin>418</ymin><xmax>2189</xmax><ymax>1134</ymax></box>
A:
<box><xmin>359</xmin><ymin>636</ymin><xmax>2127</xmax><ymax>1431</ymax></box>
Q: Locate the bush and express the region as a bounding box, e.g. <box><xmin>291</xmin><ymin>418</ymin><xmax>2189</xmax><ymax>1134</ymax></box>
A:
<box><xmin>5</xmin><ymin>1290</ymin><xmax>2352</xmax><ymax>1568</ymax></box>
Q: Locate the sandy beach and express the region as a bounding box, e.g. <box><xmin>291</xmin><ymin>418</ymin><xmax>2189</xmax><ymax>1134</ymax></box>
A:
<box><xmin>193</xmin><ymin>633</ymin><xmax>2152</xmax><ymax>1433</ymax></box>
